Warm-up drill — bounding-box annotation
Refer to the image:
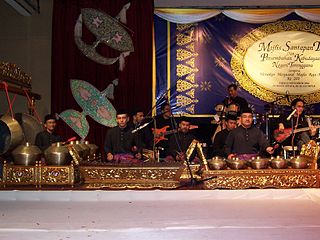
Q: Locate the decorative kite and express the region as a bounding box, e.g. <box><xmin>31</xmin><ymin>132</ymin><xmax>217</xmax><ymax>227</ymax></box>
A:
<box><xmin>74</xmin><ymin>4</ymin><xmax>134</xmax><ymax>70</ymax></box>
<box><xmin>59</xmin><ymin>79</ymin><xmax>118</xmax><ymax>139</ymax></box>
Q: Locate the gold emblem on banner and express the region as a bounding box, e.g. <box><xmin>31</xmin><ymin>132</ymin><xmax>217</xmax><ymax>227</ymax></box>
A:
<box><xmin>231</xmin><ymin>20</ymin><xmax>320</xmax><ymax>105</ymax></box>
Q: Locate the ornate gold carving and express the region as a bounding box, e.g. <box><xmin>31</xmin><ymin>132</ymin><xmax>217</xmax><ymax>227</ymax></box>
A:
<box><xmin>83</xmin><ymin>182</ymin><xmax>180</xmax><ymax>189</ymax></box>
<box><xmin>68</xmin><ymin>145</ymin><xmax>81</xmax><ymax>165</ymax></box>
<box><xmin>177</xmin><ymin>80</ymin><xmax>198</xmax><ymax>92</ymax></box>
<box><xmin>176</xmin><ymin>64</ymin><xmax>199</xmax><ymax>77</ymax></box>
<box><xmin>231</xmin><ymin>20</ymin><xmax>320</xmax><ymax>105</ymax></box>
<box><xmin>1</xmin><ymin>160</ymin><xmax>76</xmax><ymax>187</ymax></box>
<box><xmin>40</xmin><ymin>167</ymin><xmax>73</xmax><ymax>185</ymax></box>
<box><xmin>82</xmin><ymin>168</ymin><xmax>179</xmax><ymax>181</ymax></box>
<box><xmin>0</xmin><ymin>62</ymin><xmax>32</xmax><ymax>87</ymax></box>
<box><xmin>5</xmin><ymin>167</ymin><xmax>36</xmax><ymax>184</ymax></box>
<box><xmin>196</xmin><ymin>142</ymin><xmax>209</xmax><ymax>171</ymax></box>
<box><xmin>200</xmin><ymin>81</ymin><xmax>212</xmax><ymax>91</ymax></box>
<box><xmin>203</xmin><ymin>169</ymin><xmax>319</xmax><ymax>189</ymax></box>
<box><xmin>79</xmin><ymin>163</ymin><xmax>184</xmax><ymax>189</ymax></box>
<box><xmin>180</xmin><ymin>164</ymin><xmax>202</xmax><ymax>180</ymax></box>
<box><xmin>176</xmin><ymin>95</ymin><xmax>199</xmax><ymax>107</ymax></box>
<box><xmin>176</xmin><ymin>49</ymin><xmax>196</xmax><ymax>61</ymax></box>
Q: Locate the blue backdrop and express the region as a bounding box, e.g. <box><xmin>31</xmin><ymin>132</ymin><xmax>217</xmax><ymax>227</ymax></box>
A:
<box><xmin>154</xmin><ymin>13</ymin><xmax>320</xmax><ymax>116</ymax></box>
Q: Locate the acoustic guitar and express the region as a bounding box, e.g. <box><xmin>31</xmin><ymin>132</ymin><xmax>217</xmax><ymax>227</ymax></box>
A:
<box><xmin>153</xmin><ymin>125</ymin><xmax>198</xmax><ymax>144</ymax></box>
<box><xmin>273</xmin><ymin>126</ymin><xmax>319</xmax><ymax>143</ymax></box>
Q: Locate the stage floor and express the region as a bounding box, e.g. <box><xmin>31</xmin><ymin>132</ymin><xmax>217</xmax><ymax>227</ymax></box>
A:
<box><xmin>1</xmin><ymin>189</ymin><xmax>320</xmax><ymax>240</ymax></box>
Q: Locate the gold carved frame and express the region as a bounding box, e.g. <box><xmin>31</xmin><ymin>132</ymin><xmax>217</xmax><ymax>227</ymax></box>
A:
<box><xmin>231</xmin><ymin>20</ymin><xmax>320</xmax><ymax>105</ymax></box>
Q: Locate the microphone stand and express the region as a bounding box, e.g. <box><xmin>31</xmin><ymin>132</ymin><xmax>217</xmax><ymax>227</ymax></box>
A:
<box><xmin>165</xmin><ymin>102</ymin><xmax>200</xmax><ymax>187</ymax></box>
<box><xmin>138</xmin><ymin>87</ymin><xmax>173</xmax><ymax>162</ymax></box>
<box><xmin>291</xmin><ymin>113</ymin><xmax>299</xmax><ymax>157</ymax></box>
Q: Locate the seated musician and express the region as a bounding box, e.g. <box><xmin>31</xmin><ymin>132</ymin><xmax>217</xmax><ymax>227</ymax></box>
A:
<box><xmin>212</xmin><ymin>114</ymin><xmax>238</xmax><ymax>158</ymax></box>
<box><xmin>225</xmin><ymin>107</ymin><xmax>274</xmax><ymax>159</ymax></box>
<box><xmin>104</xmin><ymin>110</ymin><xmax>142</xmax><ymax>163</ymax></box>
<box><xmin>130</xmin><ymin>109</ymin><xmax>153</xmax><ymax>150</ymax></box>
<box><xmin>276</xmin><ymin>98</ymin><xmax>317</xmax><ymax>152</ymax></box>
<box><xmin>223</xmin><ymin>83</ymin><xmax>248</xmax><ymax>113</ymax></box>
<box><xmin>153</xmin><ymin>102</ymin><xmax>173</xmax><ymax>158</ymax></box>
<box><xmin>167</xmin><ymin>117</ymin><xmax>197</xmax><ymax>162</ymax></box>
<box><xmin>35</xmin><ymin>114</ymin><xmax>62</xmax><ymax>151</ymax></box>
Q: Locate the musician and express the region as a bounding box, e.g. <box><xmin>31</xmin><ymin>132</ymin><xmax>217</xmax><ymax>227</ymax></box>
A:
<box><xmin>225</xmin><ymin>107</ymin><xmax>274</xmax><ymax>159</ymax></box>
<box><xmin>35</xmin><ymin>114</ymin><xmax>62</xmax><ymax>151</ymax></box>
<box><xmin>277</xmin><ymin>98</ymin><xmax>317</xmax><ymax>151</ymax></box>
<box><xmin>212</xmin><ymin>114</ymin><xmax>238</xmax><ymax>158</ymax></box>
<box><xmin>223</xmin><ymin>83</ymin><xmax>248</xmax><ymax>113</ymax></box>
<box><xmin>104</xmin><ymin>110</ymin><xmax>141</xmax><ymax>163</ymax></box>
<box><xmin>130</xmin><ymin>109</ymin><xmax>153</xmax><ymax>149</ymax></box>
<box><xmin>153</xmin><ymin>103</ymin><xmax>174</xmax><ymax>158</ymax></box>
<box><xmin>168</xmin><ymin>117</ymin><xmax>196</xmax><ymax>161</ymax></box>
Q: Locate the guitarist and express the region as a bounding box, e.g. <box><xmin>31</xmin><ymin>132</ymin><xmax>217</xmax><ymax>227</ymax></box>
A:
<box><xmin>153</xmin><ymin>103</ymin><xmax>174</xmax><ymax>158</ymax></box>
<box><xmin>276</xmin><ymin>98</ymin><xmax>317</xmax><ymax>152</ymax></box>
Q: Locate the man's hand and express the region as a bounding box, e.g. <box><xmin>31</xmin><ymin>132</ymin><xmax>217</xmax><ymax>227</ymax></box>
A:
<box><xmin>266</xmin><ymin>146</ymin><xmax>274</xmax><ymax>154</ymax></box>
<box><xmin>278</xmin><ymin>123</ymin><xmax>285</xmax><ymax>132</ymax></box>
<box><xmin>176</xmin><ymin>152</ymin><xmax>185</xmax><ymax>161</ymax></box>
<box><xmin>135</xmin><ymin>153</ymin><xmax>142</xmax><ymax>159</ymax></box>
<box><xmin>107</xmin><ymin>153</ymin><xmax>114</xmax><ymax>161</ymax></box>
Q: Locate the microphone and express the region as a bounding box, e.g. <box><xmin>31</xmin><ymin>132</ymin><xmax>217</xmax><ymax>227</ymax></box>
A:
<box><xmin>286</xmin><ymin>109</ymin><xmax>297</xmax><ymax>121</ymax></box>
<box><xmin>132</xmin><ymin>122</ymin><xmax>150</xmax><ymax>133</ymax></box>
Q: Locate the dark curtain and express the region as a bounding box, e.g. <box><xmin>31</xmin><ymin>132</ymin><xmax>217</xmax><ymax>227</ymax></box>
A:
<box><xmin>51</xmin><ymin>0</ymin><xmax>153</xmax><ymax>156</ymax></box>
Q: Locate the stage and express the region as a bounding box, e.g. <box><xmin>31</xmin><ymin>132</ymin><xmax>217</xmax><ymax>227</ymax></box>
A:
<box><xmin>1</xmin><ymin>189</ymin><xmax>320</xmax><ymax>240</ymax></box>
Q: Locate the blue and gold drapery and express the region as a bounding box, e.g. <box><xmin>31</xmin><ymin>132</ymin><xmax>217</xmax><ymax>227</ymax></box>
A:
<box><xmin>153</xmin><ymin>9</ymin><xmax>320</xmax><ymax>116</ymax></box>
